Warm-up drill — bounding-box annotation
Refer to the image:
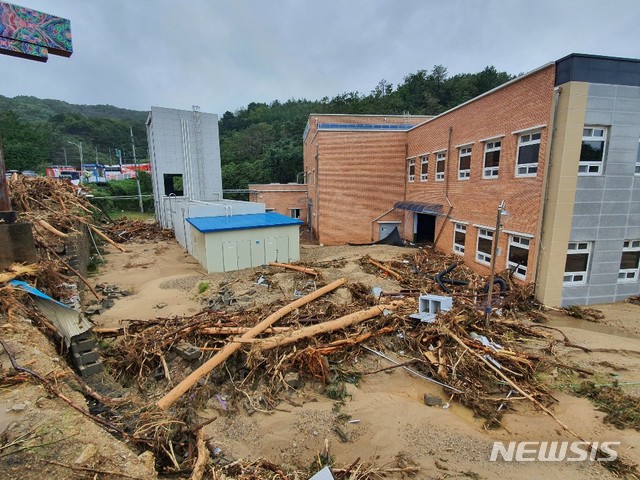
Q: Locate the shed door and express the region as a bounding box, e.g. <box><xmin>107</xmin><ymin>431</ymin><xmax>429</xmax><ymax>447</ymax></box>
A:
<box><xmin>237</xmin><ymin>240</ymin><xmax>251</xmax><ymax>270</ymax></box>
<box><xmin>265</xmin><ymin>237</ymin><xmax>277</xmax><ymax>263</ymax></box>
<box><xmin>378</xmin><ymin>221</ymin><xmax>400</xmax><ymax>240</ymax></box>
<box><xmin>222</xmin><ymin>241</ymin><xmax>238</xmax><ymax>271</ymax></box>
<box><xmin>276</xmin><ymin>236</ymin><xmax>290</xmax><ymax>262</ymax></box>
<box><xmin>251</xmin><ymin>239</ymin><xmax>266</xmax><ymax>267</ymax></box>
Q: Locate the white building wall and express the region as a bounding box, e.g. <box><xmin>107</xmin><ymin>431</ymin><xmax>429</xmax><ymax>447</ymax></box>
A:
<box><xmin>172</xmin><ymin>200</ymin><xmax>265</xmax><ymax>253</ymax></box>
<box><xmin>191</xmin><ymin>224</ymin><xmax>300</xmax><ymax>273</ymax></box>
<box><xmin>146</xmin><ymin>106</ymin><xmax>224</xmax><ymax>227</ymax></box>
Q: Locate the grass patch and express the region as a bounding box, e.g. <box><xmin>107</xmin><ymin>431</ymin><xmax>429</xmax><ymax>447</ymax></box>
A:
<box><xmin>111</xmin><ymin>210</ymin><xmax>155</xmax><ymax>221</ymax></box>
<box><xmin>574</xmin><ymin>381</ymin><xmax>640</xmax><ymax>430</ymax></box>
<box><xmin>197</xmin><ymin>281</ymin><xmax>210</xmax><ymax>294</ymax></box>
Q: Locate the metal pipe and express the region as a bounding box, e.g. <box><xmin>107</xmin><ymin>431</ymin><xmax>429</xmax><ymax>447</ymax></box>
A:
<box><xmin>361</xmin><ymin>345</ymin><xmax>463</xmax><ymax>393</ymax></box>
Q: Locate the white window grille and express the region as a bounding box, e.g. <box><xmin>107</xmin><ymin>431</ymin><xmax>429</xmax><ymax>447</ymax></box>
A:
<box><xmin>579</xmin><ymin>127</ymin><xmax>607</xmax><ymax>175</ymax></box>
<box><xmin>507</xmin><ymin>235</ymin><xmax>530</xmax><ymax>279</ymax></box>
<box><xmin>483</xmin><ymin>140</ymin><xmax>501</xmax><ymax>178</ymax></box>
<box><xmin>564</xmin><ymin>242</ymin><xmax>591</xmax><ymax>285</ymax></box>
<box><xmin>458</xmin><ymin>146</ymin><xmax>471</xmax><ymax>180</ymax></box>
<box><xmin>420</xmin><ymin>155</ymin><xmax>428</xmax><ymax>181</ymax></box>
<box><xmin>516</xmin><ymin>132</ymin><xmax>541</xmax><ymax>177</ymax></box>
<box><xmin>476</xmin><ymin>228</ymin><xmax>493</xmax><ymax>264</ymax></box>
<box><xmin>436</xmin><ymin>152</ymin><xmax>446</xmax><ymax>181</ymax></box>
<box><xmin>453</xmin><ymin>223</ymin><xmax>466</xmax><ymax>255</ymax></box>
<box><xmin>619</xmin><ymin>240</ymin><xmax>640</xmax><ymax>282</ymax></box>
<box><xmin>408</xmin><ymin>158</ymin><xmax>415</xmax><ymax>182</ymax></box>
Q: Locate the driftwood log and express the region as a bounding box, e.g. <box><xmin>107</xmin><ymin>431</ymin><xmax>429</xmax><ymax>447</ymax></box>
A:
<box><xmin>157</xmin><ymin>277</ymin><xmax>347</xmax><ymax>409</ymax></box>
<box><xmin>251</xmin><ymin>303</ymin><xmax>399</xmax><ymax>353</ymax></box>
<box><xmin>268</xmin><ymin>262</ymin><xmax>319</xmax><ymax>276</ymax></box>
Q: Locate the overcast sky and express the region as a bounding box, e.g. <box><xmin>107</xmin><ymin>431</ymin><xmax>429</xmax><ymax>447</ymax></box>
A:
<box><xmin>3</xmin><ymin>1</ymin><xmax>639</xmax><ymax>116</ymax></box>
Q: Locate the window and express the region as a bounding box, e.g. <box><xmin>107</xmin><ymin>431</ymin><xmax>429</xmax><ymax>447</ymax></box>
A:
<box><xmin>476</xmin><ymin>228</ymin><xmax>494</xmax><ymax>264</ymax></box>
<box><xmin>619</xmin><ymin>240</ymin><xmax>640</xmax><ymax>282</ymax></box>
<box><xmin>516</xmin><ymin>132</ymin><xmax>541</xmax><ymax>177</ymax></box>
<box><xmin>453</xmin><ymin>223</ymin><xmax>466</xmax><ymax>255</ymax></box>
<box><xmin>635</xmin><ymin>139</ymin><xmax>640</xmax><ymax>176</ymax></box>
<box><xmin>579</xmin><ymin>127</ymin><xmax>607</xmax><ymax>175</ymax></box>
<box><xmin>436</xmin><ymin>152</ymin><xmax>446</xmax><ymax>181</ymax></box>
<box><xmin>408</xmin><ymin>158</ymin><xmax>415</xmax><ymax>182</ymax></box>
<box><xmin>420</xmin><ymin>155</ymin><xmax>428</xmax><ymax>181</ymax></box>
<box><xmin>564</xmin><ymin>242</ymin><xmax>591</xmax><ymax>285</ymax></box>
<box><xmin>508</xmin><ymin>235</ymin><xmax>530</xmax><ymax>279</ymax></box>
<box><xmin>458</xmin><ymin>146</ymin><xmax>471</xmax><ymax>179</ymax></box>
<box><xmin>266</xmin><ymin>208</ymin><xmax>276</xmax><ymax>212</ymax></box>
<box><xmin>163</xmin><ymin>174</ymin><xmax>184</xmax><ymax>196</ymax></box>
<box><xmin>290</xmin><ymin>208</ymin><xmax>301</xmax><ymax>219</ymax></box>
<box><xmin>483</xmin><ymin>141</ymin><xmax>501</xmax><ymax>178</ymax></box>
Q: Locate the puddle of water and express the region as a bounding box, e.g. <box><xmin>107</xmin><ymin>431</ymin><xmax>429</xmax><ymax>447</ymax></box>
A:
<box><xmin>546</xmin><ymin>313</ymin><xmax>640</xmax><ymax>340</ymax></box>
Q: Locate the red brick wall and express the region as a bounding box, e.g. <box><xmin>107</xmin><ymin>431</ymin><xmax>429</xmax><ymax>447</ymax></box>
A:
<box><xmin>303</xmin><ymin>114</ymin><xmax>429</xmax><ymax>245</ymax></box>
<box><xmin>403</xmin><ymin>65</ymin><xmax>556</xmax><ymax>281</ymax></box>
<box><xmin>248</xmin><ymin>184</ymin><xmax>308</xmax><ymax>224</ymax></box>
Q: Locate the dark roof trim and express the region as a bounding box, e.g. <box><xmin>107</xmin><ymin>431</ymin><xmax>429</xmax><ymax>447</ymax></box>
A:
<box><xmin>555</xmin><ymin>53</ymin><xmax>640</xmax><ymax>87</ymax></box>
<box><xmin>394</xmin><ymin>201</ymin><xmax>443</xmax><ymax>215</ymax></box>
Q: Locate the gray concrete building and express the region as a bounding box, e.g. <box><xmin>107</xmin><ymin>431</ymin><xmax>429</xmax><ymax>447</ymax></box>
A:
<box><xmin>146</xmin><ymin>106</ymin><xmax>224</xmax><ymax>228</ymax></box>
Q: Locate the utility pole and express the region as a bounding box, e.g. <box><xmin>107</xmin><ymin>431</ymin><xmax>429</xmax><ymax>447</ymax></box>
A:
<box><xmin>130</xmin><ymin>126</ymin><xmax>144</xmax><ymax>213</ymax></box>
<box><xmin>63</xmin><ymin>147</ymin><xmax>68</xmax><ymax>166</ymax></box>
<box><xmin>485</xmin><ymin>200</ymin><xmax>506</xmax><ymax>329</ymax></box>
<box><xmin>67</xmin><ymin>141</ymin><xmax>83</xmax><ymax>184</ymax></box>
<box><xmin>0</xmin><ymin>134</ymin><xmax>12</xmax><ymax>215</ymax></box>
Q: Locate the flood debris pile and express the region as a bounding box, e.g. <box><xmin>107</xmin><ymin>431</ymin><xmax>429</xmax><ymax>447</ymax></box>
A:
<box><xmin>102</xmin><ymin>218</ymin><xmax>175</xmax><ymax>243</ymax></box>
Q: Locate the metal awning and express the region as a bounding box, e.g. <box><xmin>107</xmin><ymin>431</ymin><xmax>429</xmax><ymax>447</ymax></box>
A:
<box><xmin>394</xmin><ymin>201</ymin><xmax>443</xmax><ymax>215</ymax></box>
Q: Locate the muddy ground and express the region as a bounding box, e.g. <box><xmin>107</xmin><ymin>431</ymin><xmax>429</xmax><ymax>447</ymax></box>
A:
<box><xmin>1</xmin><ymin>238</ymin><xmax>639</xmax><ymax>479</ymax></box>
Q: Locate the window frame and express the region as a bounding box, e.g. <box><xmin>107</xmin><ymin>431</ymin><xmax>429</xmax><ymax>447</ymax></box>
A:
<box><xmin>563</xmin><ymin>242</ymin><xmax>591</xmax><ymax>285</ymax></box>
<box><xmin>289</xmin><ymin>208</ymin><xmax>301</xmax><ymax>219</ymax></box>
<box><xmin>618</xmin><ymin>240</ymin><xmax>640</xmax><ymax>282</ymax></box>
<box><xmin>458</xmin><ymin>146</ymin><xmax>472</xmax><ymax>180</ymax></box>
<box><xmin>483</xmin><ymin>140</ymin><xmax>501</xmax><ymax>179</ymax></box>
<box><xmin>578</xmin><ymin>126</ymin><xmax>607</xmax><ymax>176</ymax></box>
<box><xmin>507</xmin><ymin>235</ymin><xmax>530</xmax><ymax>280</ymax></box>
<box><xmin>453</xmin><ymin>223</ymin><xmax>466</xmax><ymax>255</ymax></box>
<box><xmin>515</xmin><ymin>131</ymin><xmax>541</xmax><ymax>177</ymax></box>
<box><xmin>435</xmin><ymin>151</ymin><xmax>446</xmax><ymax>181</ymax></box>
<box><xmin>420</xmin><ymin>154</ymin><xmax>429</xmax><ymax>182</ymax></box>
<box><xmin>408</xmin><ymin>158</ymin><xmax>415</xmax><ymax>183</ymax></box>
<box><xmin>476</xmin><ymin>228</ymin><xmax>494</xmax><ymax>265</ymax></box>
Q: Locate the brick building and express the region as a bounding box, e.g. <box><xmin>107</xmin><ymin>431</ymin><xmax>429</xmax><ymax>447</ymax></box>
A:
<box><xmin>248</xmin><ymin>183</ymin><xmax>309</xmax><ymax>224</ymax></box>
<box><xmin>301</xmin><ymin>54</ymin><xmax>640</xmax><ymax>307</ymax></box>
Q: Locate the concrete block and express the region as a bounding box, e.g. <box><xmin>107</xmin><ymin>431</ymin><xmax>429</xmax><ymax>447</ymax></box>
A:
<box><xmin>0</xmin><ymin>222</ymin><xmax>37</xmax><ymax>269</ymax></box>
<box><xmin>78</xmin><ymin>361</ymin><xmax>104</xmax><ymax>378</ymax></box>
<box><xmin>71</xmin><ymin>338</ymin><xmax>96</xmax><ymax>354</ymax></box>
<box><xmin>73</xmin><ymin>350</ymin><xmax>100</xmax><ymax>366</ymax></box>
<box><xmin>174</xmin><ymin>342</ymin><xmax>201</xmax><ymax>361</ymax></box>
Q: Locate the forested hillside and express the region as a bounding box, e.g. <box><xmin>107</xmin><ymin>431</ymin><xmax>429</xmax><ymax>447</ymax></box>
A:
<box><xmin>0</xmin><ymin>65</ymin><xmax>513</xmax><ymax>187</ymax></box>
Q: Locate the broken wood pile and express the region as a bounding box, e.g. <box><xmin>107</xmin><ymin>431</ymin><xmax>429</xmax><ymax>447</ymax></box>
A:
<box><xmin>7</xmin><ymin>175</ymin><xmax>127</xmax><ymax>253</ymax></box>
<box><xmin>103</xmin><ymin>218</ymin><xmax>174</xmax><ymax>243</ymax></box>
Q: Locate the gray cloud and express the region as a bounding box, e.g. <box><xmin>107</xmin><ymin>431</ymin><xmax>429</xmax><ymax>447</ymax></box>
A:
<box><xmin>3</xmin><ymin>0</ymin><xmax>639</xmax><ymax>115</ymax></box>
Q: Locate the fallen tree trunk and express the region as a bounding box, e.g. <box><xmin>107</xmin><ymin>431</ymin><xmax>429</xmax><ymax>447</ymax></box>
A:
<box><xmin>157</xmin><ymin>277</ymin><xmax>347</xmax><ymax>409</ymax></box>
<box><xmin>268</xmin><ymin>262</ymin><xmax>318</xmax><ymax>276</ymax></box>
<box><xmin>368</xmin><ymin>258</ymin><xmax>402</xmax><ymax>281</ymax></box>
<box><xmin>200</xmin><ymin>326</ymin><xmax>291</xmax><ymax>335</ymax></box>
<box><xmin>37</xmin><ymin>219</ymin><xmax>69</xmax><ymax>238</ymax></box>
<box><xmin>88</xmin><ymin>224</ymin><xmax>127</xmax><ymax>253</ymax></box>
<box><xmin>251</xmin><ymin>303</ymin><xmax>399</xmax><ymax>353</ymax></box>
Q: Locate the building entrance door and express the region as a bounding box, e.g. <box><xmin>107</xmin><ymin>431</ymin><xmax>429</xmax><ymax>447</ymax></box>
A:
<box><xmin>415</xmin><ymin>213</ymin><xmax>436</xmax><ymax>243</ymax></box>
